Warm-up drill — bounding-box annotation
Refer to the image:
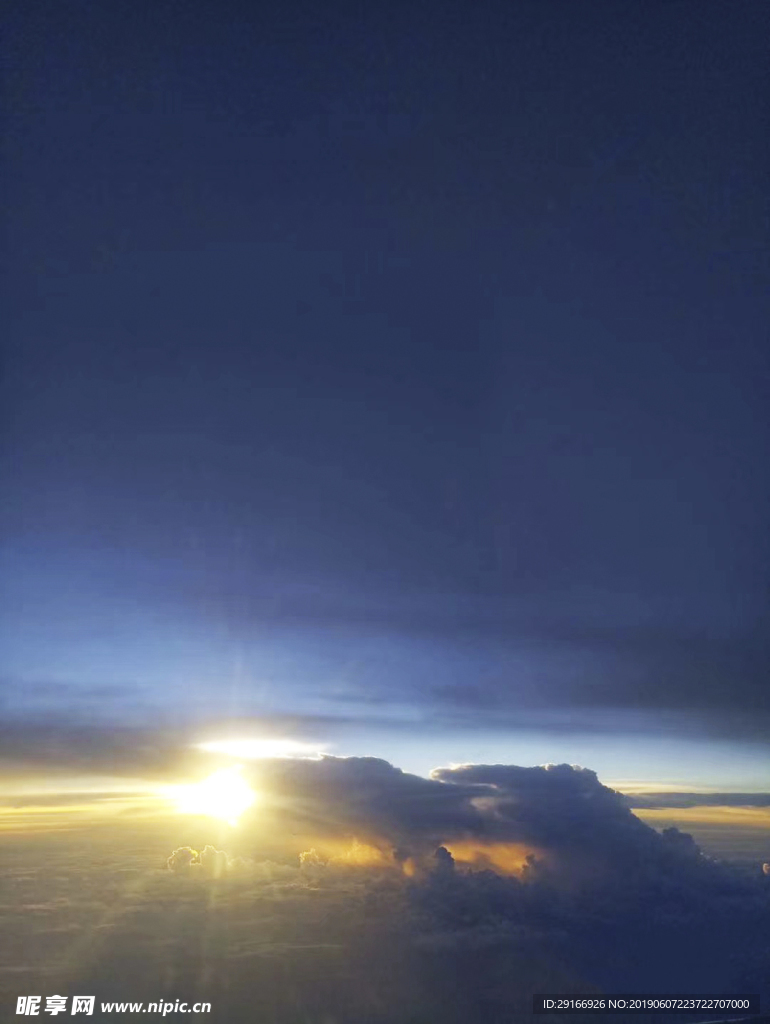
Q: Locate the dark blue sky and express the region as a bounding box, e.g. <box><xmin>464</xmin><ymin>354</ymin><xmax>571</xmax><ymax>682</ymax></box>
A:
<box><xmin>3</xmin><ymin>0</ymin><xmax>769</xmax><ymax>785</ymax></box>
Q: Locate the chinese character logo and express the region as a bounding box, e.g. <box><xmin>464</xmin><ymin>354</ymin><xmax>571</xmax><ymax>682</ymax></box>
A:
<box><xmin>70</xmin><ymin>997</ymin><xmax>95</xmax><ymax>1016</ymax></box>
<box><xmin>16</xmin><ymin>996</ymin><xmax>41</xmax><ymax>1016</ymax></box>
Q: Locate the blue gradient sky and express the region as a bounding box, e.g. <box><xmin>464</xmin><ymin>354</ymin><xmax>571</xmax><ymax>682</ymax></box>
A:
<box><xmin>3</xmin><ymin>0</ymin><xmax>768</xmax><ymax>791</ymax></box>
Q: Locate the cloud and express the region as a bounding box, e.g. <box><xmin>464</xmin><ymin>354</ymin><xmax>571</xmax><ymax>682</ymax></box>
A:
<box><xmin>166</xmin><ymin>845</ymin><xmax>198</xmax><ymax>873</ymax></box>
<box><xmin>241</xmin><ymin>757</ymin><xmax>733</xmax><ymax>893</ymax></box>
<box><xmin>166</xmin><ymin>844</ymin><xmax>252</xmax><ymax>878</ymax></box>
<box><xmin>155</xmin><ymin>806</ymin><xmax>770</xmax><ymax>1002</ymax></box>
<box><xmin>246</xmin><ymin>755</ymin><xmax>487</xmax><ymax>861</ymax></box>
<box><xmin>425</xmin><ymin>762</ymin><xmax>746</xmax><ymax>891</ymax></box>
<box><xmin>3</xmin><ymin>755</ymin><xmax>770</xmax><ymax>1017</ymax></box>
<box><xmin>159</xmin><ymin>757</ymin><xmax>725</xmax><ymax>888</ymax></box>
<box><xmin>4</xmin><ymin>587</ymin><xmax>770</xmax><ymax>748</ymax></box>
<box><xmin>0</xmin><ymin>719</ymin><xmax>188</xmax><ymax>777</ymax></box>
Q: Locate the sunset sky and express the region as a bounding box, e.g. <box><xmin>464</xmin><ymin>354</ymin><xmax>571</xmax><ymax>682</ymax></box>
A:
<box><xmin>3</xmin><ymin>0</ymin><xmax>770</xmax><ymax>1016</ymax></box>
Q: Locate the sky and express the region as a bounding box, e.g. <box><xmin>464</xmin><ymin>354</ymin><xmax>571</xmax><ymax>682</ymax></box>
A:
<box><xmin>3</xmin><ymin>4</ymin><xmax>770</xmax><ymax>1016</ymax></box>
<box><xmin>3</xmin><ymin>0</ymin><xmax>770</xmax><ymax>794</ymax></box>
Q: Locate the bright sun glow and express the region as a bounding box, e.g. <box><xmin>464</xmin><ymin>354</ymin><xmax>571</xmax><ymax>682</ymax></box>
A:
<box><xmin>167</xmin><ymin>766</ymin><xmax>256</xmax><ymax>826</ymax></box>
<box><xmin>197</xmin><ymin>738</ymin><xmax>326</xmax><ymax>759</ymax></box>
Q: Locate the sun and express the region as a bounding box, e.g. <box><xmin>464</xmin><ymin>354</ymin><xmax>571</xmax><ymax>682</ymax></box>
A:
<box><xmin>167</xmin><ymin>765</ymin><xmax>256</xmax><ymax>826</ymax></box>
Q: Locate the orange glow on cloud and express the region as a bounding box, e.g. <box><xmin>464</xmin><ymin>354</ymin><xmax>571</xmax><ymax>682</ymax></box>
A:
<box><xmin>321</xmin><ymin>838</ymin><xmax>395</xmax><ymax>867</ymax></box>
<box><xmin>443</xmin><ymin>841</ymin><xmax>541</xmax><ymax>876</ymax></box>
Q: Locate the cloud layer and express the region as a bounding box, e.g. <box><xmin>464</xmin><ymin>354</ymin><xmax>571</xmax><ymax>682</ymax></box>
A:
<box><xmin>2</xmin><ymin>755</ymin><xmax>769</xmax><ymax>1021</ymax></box>
<box><xmin>157</xmin><ymin>756</ymin><xmax>770</xmax><ymax>1003</ymax></box>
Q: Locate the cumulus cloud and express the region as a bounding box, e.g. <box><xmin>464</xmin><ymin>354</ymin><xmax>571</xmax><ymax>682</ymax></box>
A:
<box><xmin>167</xmin><ymin>844</ymin><xmax>250</xmax><ymax>878</ymax></box>
<box><xmin>427</xmin><ymin>761</ymin><xmax>725</xmax><ymax>889</ymax></box>
<box><xmin>166</xmin><ymin>845</ymin><xmax>198</xmax><ymax>874</ymax></box>
<box><xmin>239</xmin><ymin>756</ymin><xmax>742</xmax><ymax>894</ymax></box>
